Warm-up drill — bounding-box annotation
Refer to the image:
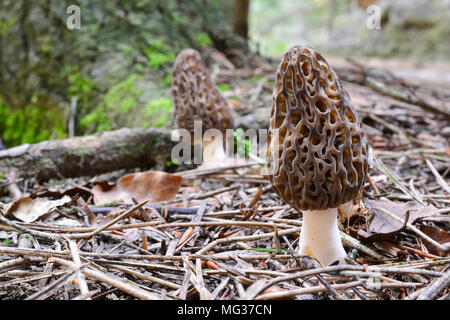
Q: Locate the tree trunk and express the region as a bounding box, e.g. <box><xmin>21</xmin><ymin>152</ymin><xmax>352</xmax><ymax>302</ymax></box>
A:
<box><xmin>0</xmin><ymin>128</ymin><xmax>177</xmax><ymax>183</ymax></box>
<box><xmin>232</xmin><ymin>0</ymin><xmax>250</xmax><ymax>40</ymax></box>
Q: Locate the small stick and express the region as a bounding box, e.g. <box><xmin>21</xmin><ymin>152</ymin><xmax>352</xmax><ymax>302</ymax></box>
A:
<box><xmin>76</xmin><ymin>200</ymin><xmax>149</xmax><ymax>239</ymax></box>
<box><xmin>209</xmin><ymin>277</ymin><xmax>230</xmax><ymax>300</ymax></box>
<box><xmin>368</xmin><ymin>113</ymin><xmax>430</xmax><ymax>148</ymax></box>
<box><xmin>177</xmin><ymin>200</ymin><xmax>208</xmax><ymax>249</ymax></box>
<box><xmin>0</xmin><ymin>257</ymin><xmax>27</xmax><ymax>271</ymax></box>
<box><xmin>105</xmin><ymin>264</ymin><xmax>180</xmax><ymax>290</ymax></box>
<box><xmin>255</xmin><ymin>281</ymin><xmax>363</xmax><ymax>300</ymax></box>
<box><xmin>417</xmin><ymin>268</ymin><xmax>450</xmax><ymax>300</ymax></box>
<box><xmin>0</xmin><ymin>270</ymin><xmax>68</xmax><ymax>288</ymax></box>
<box><xmin>50</xmin><ymin>257</ymin><xmax>160</xmax><ymax>300</ymax></box>
<box><xmin>89</xmin><ymin>204</ymin><xmax>200</xmax><ymax>215</ymax></box>
<box><xmin>426</xmin><ymin>159</ymin><xmax>450</xmax><ymax>194</ymax></box>
<box><xmin>340</xmin><ymin>232</ymin><xmax>386</xmax><ymax>261</ymax></box>
<box><xmin>383</xmin><ymin>242</ymin><xmax>441</xmax><ymax>259</ymax></box>
<box><xmin>156</xmin><ymin>220</ymin><xmax>293</xmax><ymax>230</ymax></box>
<box><xmin>196</xmin><ymin>227</ymin><xmax>301</xmax><ymax>255</ymax></box>
<box><xmin>178</xmin><ymin>162</ymin><xmax>259</xmax><ymax>180</ymax></box>
<box><xmin>366</xmin><ymin>173</ymin><xmax>380</xmax><ymax>195</ymax></box>
<box><xmin>25</xmin><ymin>266</ymin><xmax>86</xmax><ymax>300</ymax></box>
<box><xmin>0</xmin><ymin>213</ymin><xmax>62</xmax><ymax>241</ymax></box>
<box><xmin>66</xmin><ymin>238</ymin><xmax>90</xmax><ymax>297</ymax></box>
<box><xmin>365</xmin><ymin>76</ymin><xmax>450</xmax><ymax>119</ymax></box>
<box><xmin>72</xmin><ymin>290</ymin><xmax>99</xmax><ymax>300</ymax></box>
<box><xmin>195</xmin><ymin>258</ymin><xmax>211</xmax><ymax>300</ymax></box>
<box><xmin>315</xmin><ymin>274</ymin><xmax>346</xmax><ymax>300</ymax></box>
<box><xmin>374</xmin><ymin>156</ymin><xmax>426</xmax><ymax>206</ymax></box>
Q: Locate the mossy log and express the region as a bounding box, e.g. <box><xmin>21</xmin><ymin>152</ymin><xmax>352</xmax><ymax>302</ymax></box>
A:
<box><xmin>0</xmin><ymin>128</ymin><xmax>177</xmax><ymax>183</ymax></box>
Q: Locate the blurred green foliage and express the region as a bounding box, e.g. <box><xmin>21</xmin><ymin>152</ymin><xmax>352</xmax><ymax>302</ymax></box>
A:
<box><xmin>196</xmin><ymin>32</ymin><xmax>213</xmax><ymax>47</ymax></box>
<box><xmin>144</xmin><ymin>98</ymin><xmax>173</xmax><ymax>128</ymax></box>
<box><xmin>145</xmin><ymin>40</ymin><xmax>176</xmax><ymax>70</ymax></box>
<box><xmin>233</xmin><ymin>128</ymin><xmax>251</xmax><ymax>159</ymax></box>
<box><xmin>0</xmin><ymin>15</ymin><xmax>17</xmax><ymax>35</ymax></box>
<box><xmin>0</xmin><ymin>96</ymin><xmax>66</xmax><ymax>146</ymax></box>
<box><xmin>80</xmin><ymin>74</ymin><xmax>143</xmax><ymax>132</ymax></box>
<box><xmin>217</xmin><ymin>83</ymin><xmax>231</xmax><ymax>92</ymax></box>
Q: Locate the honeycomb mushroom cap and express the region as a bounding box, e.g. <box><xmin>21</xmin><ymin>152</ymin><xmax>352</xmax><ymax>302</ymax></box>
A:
<box><xmin>171</xmin><ymin>48</ymin><xmax>234</xmax><ymax>140</ymax></box>
<box><xmin>267</xmin><ymin>45</ymin><xmax>369</xmax><ymax>211</ymax></box>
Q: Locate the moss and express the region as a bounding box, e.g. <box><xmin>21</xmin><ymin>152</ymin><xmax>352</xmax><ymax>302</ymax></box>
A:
<box><xmin>72</xmin><ymin>148</ymin><xmax>91</xmax><ymax>158</ymax></box>
<box><xmin>0</xmin><ymin>96</ymin><xmax>67</xmax><ymax>147</ymax></box>
<box><xmin>79</xmin><ymin>74</ymin><xmax>143</xmax><ymax>133</ymax></box>
<box><xmin>145</xmin><ymin>40</ymin><xmax>176</xmax><ymax>70</ymax></box>
<box><xmin>196</xmin><ymin>32</ymin><xmax>213</xmax><ymax>47</ymax></box>
<box><xmin>144</xmin><ymin>98</ymin><xmax>173</xmax><ymax>128</ymax></box>
<box><xmin>0</xmin><ymin>15</ymin><xmax>17</xmax><ymax>35</ymax></box>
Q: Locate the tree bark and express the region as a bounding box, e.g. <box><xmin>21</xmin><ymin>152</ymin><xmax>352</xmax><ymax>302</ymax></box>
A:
<box><xmin>0</xmin><ymin>128</ymin><xmax>177</xmax><ymax>183</ymax></box>
<box><xmin>232</xmin><ymin>0</ymin><xmax>250</xmax><ymax>40</ymax></box>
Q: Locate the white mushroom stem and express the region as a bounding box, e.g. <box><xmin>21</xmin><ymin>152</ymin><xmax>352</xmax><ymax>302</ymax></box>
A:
<box><xmin>202</xmin><ymin>137</ymin><xmax>227</xmax><ymax>165</ymax></box>
<box><xmin>298</xmin><ymin>207</ymin><xmax>347</xmax><ymax>266</ymax></box>
<box><xmin>197</xmin><ymin>135</ymin><xmax>250</xmax><ymax>170</ymax></box>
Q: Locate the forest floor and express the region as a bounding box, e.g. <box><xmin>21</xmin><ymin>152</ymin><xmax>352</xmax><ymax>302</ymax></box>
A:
<box><xmin>0</xmin><ymin>53</ymin><xmax>449</xmax><ymax>300</ymax></box>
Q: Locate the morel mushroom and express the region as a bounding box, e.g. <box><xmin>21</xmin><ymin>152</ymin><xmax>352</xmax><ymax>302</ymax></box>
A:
<box><xmin>267</xmin><ymin>45</ymin><xmax>369</xmax><ymax>266</ymax></box>
<box><xmin>171</xmin><ymin>48</ymin><xmax>234</xmax><ymax>166</ymax></box>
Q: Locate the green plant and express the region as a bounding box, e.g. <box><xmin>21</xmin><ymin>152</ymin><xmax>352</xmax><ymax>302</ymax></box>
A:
<box><xmin>217</xmin><ymin>83</ymin><xmax>231</xmax><ymax>92</ymax></box>
<box><xmin>233</xmin><ymin>128</ymin><xmax>251</xmax><ymax>159</ymax></box>
<box><xmin>145</xmin><ymin>98</ymin><xmax>173</xmax><ymax>128</ymax></box>
<box><xmin>196</xmin><ymin>32</ymin><xmax>212</xmax><ymax>47</ymax></box>
<box><xmin>63</xmin><ymin>66</ymin><xmax>94</xmax><ymax>106</ymax></box>
<box><xmin>79</xmin><ymin>74</ymin><xmax>143</xmax><ymax>132</ymax></box>
<box><xmin>0</xmin><ymin>15</ymin><xmax>17</xmax><ymax>35</ymax></box>
<box><xmin>144</xmin><ymin>40</ymin><xmax>176</xmax><ymax>70</ymax></box>
<box><xmin>0</xmin><ymin>96</ymin><xmax>66</xmax><ymax>147</ymax></box>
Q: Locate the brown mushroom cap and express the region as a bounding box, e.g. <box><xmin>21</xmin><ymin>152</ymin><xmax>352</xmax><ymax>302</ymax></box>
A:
<box><xmin>267</xmin><ymin>45</ymin><xmax>369</xmax><ymax>211</ymax></box>
<box><xmin>171</xmin><ymin>49</ymin><xmax>234</xmax><ymax>139</ymax></box>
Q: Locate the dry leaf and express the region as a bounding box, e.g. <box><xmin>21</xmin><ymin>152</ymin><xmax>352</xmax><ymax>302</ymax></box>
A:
<box><xmin>54</xmin><ymin>217</ymin><xmax>82</xmax><ymax>227</ymax></box>
<box><xmin>92</xmin><ymin>170</ymin><xmax>182</xmax><ymax>205</ymax></box>
<box><xmin>362</xmin><ymin>199</ymin><xmax>440</xmax><ymax>240</ymax></box>
<box><xmin>4</xmin><ymin>196</ymin><xmax>72</xmax><ymax>223</ymax></box>
<box><xmin>213</xmin><ymin>191</ymin><xmax>236</xmax><ymax>207</ymax></box>
<box><xmin>418</xmin><ymin>225</ymin><xmax>450</xmax><ymax>256</ymax></box>
<box><xmin>32</xmin><ymin>186</ymin><xmax>92</xmax><ymax>201</ymax></box>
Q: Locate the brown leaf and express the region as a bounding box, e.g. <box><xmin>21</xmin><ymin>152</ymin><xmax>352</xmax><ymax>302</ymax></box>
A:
<box><xmin>91</xmin><ymin>170</ymin><xmax>182</xmax><ymax>205</ymax></box>
<box><xmin>418</xmin><ymin>225</ymin><xmax>450</xmax><ymax>256</ymax></box>
<box><xmin>362</xmin><ymin>199</ymin><xmax>440</xmax><ymax>241</ymax></box>
<box><xmin>32</xmin><ymin>186</ymin><xmax>92</xmax><ymax>201</ymax></box>
<box><xmin>3</xmin><ymin>196</ymin><xmax>72</xmax><ymax>223</ymax></box>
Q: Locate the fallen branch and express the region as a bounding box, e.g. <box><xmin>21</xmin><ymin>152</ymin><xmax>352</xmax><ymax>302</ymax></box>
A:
<box><xmin>0</xmin><ymin>127</ymin><xmax>176</xmax><ymax>183</ymax></box>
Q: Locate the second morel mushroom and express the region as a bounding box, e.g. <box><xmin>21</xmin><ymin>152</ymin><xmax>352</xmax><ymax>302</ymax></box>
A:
<box><xmin>171</xmin><ymin>48</ymin><xmax>234</xmax><ymax>167</ymax></box>
<box><xmin>267</xmin><ymin>45</ymin><xmax>369</xmax><ymax>266</ymax></box>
